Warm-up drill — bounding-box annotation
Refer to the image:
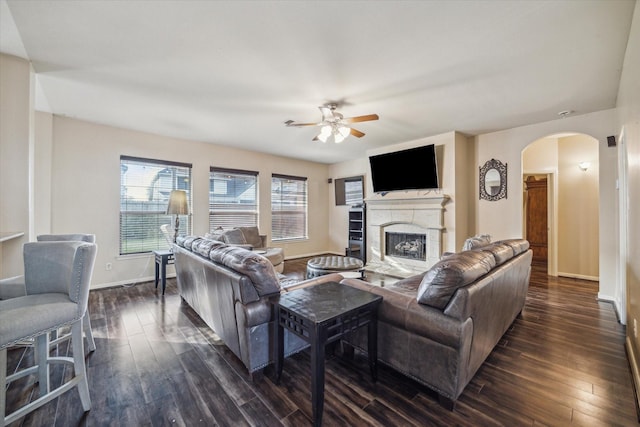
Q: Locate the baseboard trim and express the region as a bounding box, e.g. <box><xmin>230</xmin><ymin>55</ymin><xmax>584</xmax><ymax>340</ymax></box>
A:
<box><xmin>91</xmin><ymin>273</ymin><xmax>175</xmax><ymax>290</ymax></box>
<box><xmin>625</xmin><ymin>337</ymin><xmax>640</xmax><ymax>422</ymax></box>
<box><xmin>557</xmin><ymin>272</ymin><xmax>599</xmax><ymax>282</ymax></box>
<box><xmin>285</xmin><ymin>251</ymin><xmax>343</xmax><ymax>260</ymax></box>
<box><xmin>92</xmin><ymin>251</ymin><xmax>345</xmax><ymax>290</ymax></box>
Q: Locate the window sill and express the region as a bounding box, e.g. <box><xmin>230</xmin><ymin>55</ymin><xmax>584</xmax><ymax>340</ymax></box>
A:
<box><xmin>271</xmin><ymin>237</ymin><xmax>309</xmax><ymax>244</ymax></box>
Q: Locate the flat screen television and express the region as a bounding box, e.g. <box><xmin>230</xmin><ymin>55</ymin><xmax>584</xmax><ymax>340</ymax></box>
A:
<box><xmin>369</xmin><ymin>144</ymin><xmax>439</xmax><ymax>193</ymax></box>
<box><xmin>335</xmin><ymin>175</ymin><xmax>364</xmax><ymax>206</ymax></box>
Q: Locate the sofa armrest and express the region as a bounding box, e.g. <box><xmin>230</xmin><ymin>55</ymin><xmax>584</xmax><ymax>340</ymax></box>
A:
<box><xmin>228</xmin><ymin>243</ymin><xmax>254</xmax><ymax>250</ymax></box>
<box><xmin>281</xmin><ymin>273</ymin><xmax>344</xmax><ymax>292</ymax></box>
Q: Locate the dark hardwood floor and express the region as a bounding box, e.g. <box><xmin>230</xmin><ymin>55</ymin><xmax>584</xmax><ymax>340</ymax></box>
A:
<box><xmin>5</xmin><ymin>257</ymin><xmax>639</xmax><ymax>426</ymax></box>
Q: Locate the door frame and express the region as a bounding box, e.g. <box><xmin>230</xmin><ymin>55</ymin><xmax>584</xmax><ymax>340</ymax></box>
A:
<box><xmin>617</xmin><ymin>128</ymin><xmax>628</xmax><ymax>324</ymax></box>
<box><xmin>523</xmin><ymin>170</ymin><xmax>557</xmax><ymax>277</ymax></box>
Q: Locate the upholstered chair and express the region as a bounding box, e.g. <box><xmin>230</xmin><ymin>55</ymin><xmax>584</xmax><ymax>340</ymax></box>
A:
<box><xmin>0</xmin><ymin>234</ymin><xmax>97</xmax><ymax>352</ymax></box>
<box><xmin>0</xmin><ymin>241</ymin><xmax>97</xmax><ymax>425</ymax></box>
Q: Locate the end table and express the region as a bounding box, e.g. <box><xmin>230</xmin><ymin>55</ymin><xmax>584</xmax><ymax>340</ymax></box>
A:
<box><xmin>153</xmin><ymin>249</ymin><xmax>174</xmax><ymax>295</ymax></box>
<box><xmin>273</xmin><ymin>281</ymin><xmax>381</xmax><ymax>427</ymax></box>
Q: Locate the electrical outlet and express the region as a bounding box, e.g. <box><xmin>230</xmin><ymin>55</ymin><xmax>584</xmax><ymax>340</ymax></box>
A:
<box><xmin>106</xmin><ymin>262</ymin><xmax>112</xmax><ymax>271</ymax></box>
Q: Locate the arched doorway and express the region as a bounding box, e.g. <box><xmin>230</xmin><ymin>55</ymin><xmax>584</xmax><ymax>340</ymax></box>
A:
<box><xmin>522</xmin><ymin>133</ymin><xmax>599</xmax><ymax>280</ymax></box>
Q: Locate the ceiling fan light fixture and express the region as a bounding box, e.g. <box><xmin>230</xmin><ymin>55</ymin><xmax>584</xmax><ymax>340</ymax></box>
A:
<box><xmin>285</xmin><ymin>104</ymin><xmax>379</xmax><ymax>143</ymax></box>
<box><xmin>318</xmin><ymin>125</ymin><xmax>332</xmax><ymax>143</ymax></box>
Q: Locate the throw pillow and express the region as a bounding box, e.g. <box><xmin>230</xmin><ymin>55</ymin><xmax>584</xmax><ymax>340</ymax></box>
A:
<box><xmin>462</xmin><ymin>234</ymin><xmax>492</xmax><ymax>251</ymax></box>
<box><xmin>221</xmin><ymin>228</ymin><xmax>246</xmax><ymax>245</ymax></box>
<box><xmin>237</xmin><ymin>226</ymin><xmax>262</xmax><ymax>248</ymax></box>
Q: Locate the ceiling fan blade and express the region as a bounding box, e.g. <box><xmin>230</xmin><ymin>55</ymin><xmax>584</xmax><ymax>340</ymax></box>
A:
<box><xmin>342</xmin><ymin>114</ymin><xmax>379</xmax><ymax>124</ymax></box>
<box><xmin>350</xmin><ymin>128</ymin><xmax>365</xmax><ymax>138</ymax></box>
<box><xmin>285</xmin><ymin>120</ymin><xmax>322</xmax><ymax>127</ymax></box>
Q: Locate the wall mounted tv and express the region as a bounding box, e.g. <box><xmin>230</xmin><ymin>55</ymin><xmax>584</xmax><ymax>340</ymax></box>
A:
<box><xmin>369</xmin><ymin>144</ymin><xmax>439</xmax><ymax>193</ymax></box>
<box><xmin>335</xmin><ymin>175</ymin><xmax>364</xmax><ymax>206</ymax></box>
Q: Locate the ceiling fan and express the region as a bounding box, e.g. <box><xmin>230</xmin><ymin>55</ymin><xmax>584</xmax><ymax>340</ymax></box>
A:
<box><xmin>285</xmin><ymin>104</ymin><xmax>379</xmax><ymax>143</ymax></box>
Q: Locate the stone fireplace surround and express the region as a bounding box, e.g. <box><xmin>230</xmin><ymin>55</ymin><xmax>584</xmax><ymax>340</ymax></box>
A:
<box><xmin>365</xmin><ymin>195</ymin><xmax>449</xmax><ymax>278</ymax></box>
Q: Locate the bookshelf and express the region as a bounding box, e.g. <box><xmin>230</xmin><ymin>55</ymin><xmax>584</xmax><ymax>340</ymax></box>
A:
<box><xmin>346</xmin><ymin>205</ymin><xmax>366</xmax><ymax>261</ymax></box>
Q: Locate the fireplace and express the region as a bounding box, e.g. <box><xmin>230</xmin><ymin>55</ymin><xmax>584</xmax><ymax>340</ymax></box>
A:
<box><xmin>386</xmin><ymin>232</ymin><xmax>426</xmax><ymax>261</ymax></box>
<box><xmin>365</xmin><ymin>196</ymin><xmax>448</xmax><ymax>278</ymax></box>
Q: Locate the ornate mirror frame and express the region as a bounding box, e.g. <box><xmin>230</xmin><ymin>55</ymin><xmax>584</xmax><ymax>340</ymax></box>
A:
<box><xmin>479</xmin><ymin>158</ymin><xmax>507</xmax><ymax>201</ymax></box>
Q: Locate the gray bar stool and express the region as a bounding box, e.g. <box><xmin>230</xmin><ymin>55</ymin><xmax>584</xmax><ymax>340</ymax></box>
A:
<box><xmin>0</xmin><ymin>241</ymin><xmax>97</xmax><ymax>425</ymax></box>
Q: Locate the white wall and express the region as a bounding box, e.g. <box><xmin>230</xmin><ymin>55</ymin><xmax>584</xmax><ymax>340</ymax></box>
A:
<box><xmin>34</xmin><ymin>110</ymin><xmax>52</xmax><ymax>237</ymax></box>
<box><xmin>474</xmin><ymin>108</ymin><xmax>619</xmax><ymax>299</ymax></box>
<box><xmin>557</xmin><ymin>135</ymin><xmax>599</xmax><ymax>280</ymax></box>
<box><xmin>0</xmin><ymin>53</ymin><xmax>32</xmax><ymax>277</ymax></box>
<box><xmin>327</xmin><ymin>157</ymin><xmax>370</xmax><ymax>255</ymax></box>
<box><xmin>40</xmin><ymin>114</ymin><xmax>331</xmax><ymax>288</ymax></box>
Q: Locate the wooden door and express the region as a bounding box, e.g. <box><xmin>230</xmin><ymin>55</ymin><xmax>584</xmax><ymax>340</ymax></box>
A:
<box><xmin>525</xmin><ymin>176</ymin><xmax>548</xmax><ymax>266</ymax></box>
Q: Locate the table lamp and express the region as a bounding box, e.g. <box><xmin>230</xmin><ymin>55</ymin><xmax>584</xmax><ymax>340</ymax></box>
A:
<box><xmin>166</xmin><ymin>190</ymin><xmax>189</xmax><ymax>242</ymax></box>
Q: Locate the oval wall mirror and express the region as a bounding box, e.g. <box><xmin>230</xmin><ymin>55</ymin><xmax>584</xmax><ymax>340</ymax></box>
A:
<box><xmin>479</xmin><ymin>159</ymin><xmax>507</xmax><ymax>201</ymax></box>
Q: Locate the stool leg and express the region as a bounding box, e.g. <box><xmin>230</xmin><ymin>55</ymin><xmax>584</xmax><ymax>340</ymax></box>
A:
<box><xmin>154</xmin><ymin>258</ymin><xmax>160</xmax><ymax>289</ymax></box>
<box><xmin>72</xmin><ymin>321</ymin><xmax>91</xmax><ymax>411</ymax></box>
<box><xmin>36</xmin><ymin>333</ymin><xmax>50</xmax><ymax>397</ymax></box>
<box><xmin>83</xmin><ymin>311</ymin><xmax>96</xmax><ymax>352</ymax></box>
<box><xmin>1</xmin><ymin>348</ymin><xmax>6</xmax><ymax>423</ymax></box>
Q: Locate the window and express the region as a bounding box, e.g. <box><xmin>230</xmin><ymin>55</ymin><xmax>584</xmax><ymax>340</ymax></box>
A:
<box><xmin>120</xmin><ymin>156</ymin><xmax>192</xmax><ymax>254</ymax></box>
<box><xmin>209</xmin><ymin>167</ymin><xmax>258</xmax><ymax>230</ymax></box>
<box><xmin>271</xmin><ymin>174</ymin><xmax>307</xmax><ymax>240</ymax></box>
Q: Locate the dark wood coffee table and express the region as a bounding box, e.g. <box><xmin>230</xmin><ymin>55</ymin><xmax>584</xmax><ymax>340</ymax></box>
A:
<box><xmin>273</xmin><ymin>281</ymin><xmax>382</xmax><ymax>427</ymax></box>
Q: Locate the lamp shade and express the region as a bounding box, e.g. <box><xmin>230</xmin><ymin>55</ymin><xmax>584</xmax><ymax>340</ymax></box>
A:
<box><xmin>166</xmin><ymin>190</ymin><xmax>189</xmax><ymax>215</ymax></box>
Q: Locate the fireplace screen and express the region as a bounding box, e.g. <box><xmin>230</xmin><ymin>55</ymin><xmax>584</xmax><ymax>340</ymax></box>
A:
<box><xmin>385</xmin><ymin>232</ymin><xmax>426</xmax><ymax>261</ymax></box>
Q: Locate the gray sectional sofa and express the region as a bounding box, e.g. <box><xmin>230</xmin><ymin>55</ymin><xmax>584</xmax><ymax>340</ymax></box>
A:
<box><xmin>341</xmin><ymin>239</ymin><xmax>533</xmax><ymax>409</ymax></box>
<box><xmin>172</xmin><ymin>235</ymin><xmax>342</xmax><ymax>374</ymax></box>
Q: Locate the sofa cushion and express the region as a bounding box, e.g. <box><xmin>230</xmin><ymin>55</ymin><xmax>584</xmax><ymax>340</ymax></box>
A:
<box><xmin>477</xmin><ymin>242</ymin><xmax>514</xmax><ymax>266</ymax></box>
<box><xmin>192</xmin><ymin>238</ymin><xmax>226</xmax><ymax>258</ymax></box>
<box><xmin>417</xmin><ymin>250</ymin><xmax>495</xmax><ymax>309</ymax></box>
<box><xmin>462</xmin><ymin>234</ymin><xmax>491</xmax><ymax>251</ymax></box>
<box><xmin>176</xmin><ymin>235</ymin><xmax>188</xmax><ymax>246</ymax></box>
<box><xmin>208</xmin><ymin>246</ymin><xmax>281</xmax><ymax>296</ymax></box>
<box><xmin>179</xmin><ymin>235</ymin><xmax>200</xmax><ymax>250</ymax></box>
<box><xmin>500</xmin><ymin>239</ymin><xmax>530</xmax><ymax>256</ymax></box>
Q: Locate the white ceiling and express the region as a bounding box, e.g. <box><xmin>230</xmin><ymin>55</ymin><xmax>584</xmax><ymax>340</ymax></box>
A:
<box><xmin>1</xmin><ymin>0</ymin><xmax>635</xmax><ymax>164</ymax></box>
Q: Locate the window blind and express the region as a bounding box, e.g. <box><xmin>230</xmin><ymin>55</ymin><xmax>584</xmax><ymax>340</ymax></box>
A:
<box><xmin>120</xmin><ymin>156</ymin><xmax>192</xmax><ymax>254</ymax></box>
<box><xmin>271</xmin><ymin>174</ymin><xmax>307</xmax><ymax>240</ymax></box>
<box><xmin>209</xmin><ymin>167</ymin><xmax>258</xmax><ymax>230</ymax></box>
<box><xmin>344</xmin><ymin>178</ymin><xmax>364</xmax><ymax>205</ymax></box>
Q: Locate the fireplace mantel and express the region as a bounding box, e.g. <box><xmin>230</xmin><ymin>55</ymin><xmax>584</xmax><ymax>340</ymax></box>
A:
<box><xmin>364</xmin><ymin>194</ymin><xmax>449</xmax><ymax>278</ymax></box>
<box><xmin>365</xmin><ymin>194</ymin><xmax>450</xmax><ymax>209</ymax></box>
